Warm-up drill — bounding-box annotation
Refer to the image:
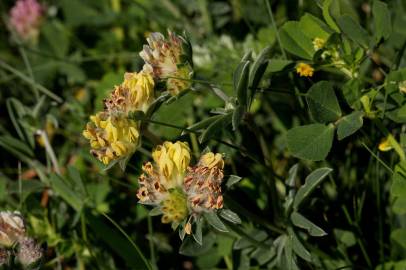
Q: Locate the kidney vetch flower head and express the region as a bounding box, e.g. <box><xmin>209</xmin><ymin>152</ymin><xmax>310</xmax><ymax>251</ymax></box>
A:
<box><xmin>140</xmin><ymin>30</ymin><xmax>193</xmax><ymax>96</ymax></box>
<box><xmin>136</xmin><ymin>141</ymin><xmax>227</xmax><ymax>235</ymax></box>
<box><xmin>83</xmin><ymin>70</ymin><xmax>155</xmax><ymax>166</ymax></box>
<box><xmin>83</xmin><ymin>111</ymin><xmax>140</xmax><ymax>165</ymax></box>
<box><xmin>9</xmin><ymin>0</ymin><xmax>44</xmax><ymax>43</ymax></box>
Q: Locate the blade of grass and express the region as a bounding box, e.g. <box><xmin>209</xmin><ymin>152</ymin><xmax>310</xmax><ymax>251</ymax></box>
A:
<box><xmin>0</xmin><ymin>60</ymin><xmax>63</xmax><ymax>103</ymax></box>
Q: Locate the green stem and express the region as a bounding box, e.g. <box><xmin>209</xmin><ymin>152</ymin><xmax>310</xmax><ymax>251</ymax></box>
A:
<box><xmin>100</xmin><ymin>212</ymin><xmax>153</xmax><ymax>270</ymax></box>
<box><xmin>264</xmin><ymin>0</ymin><xmax>287</xmax><ymax>59</ymax></box>
<box><xmin>361</xmin><ymin>142</ymin><xmax>393</xmax><ymax>173</ymax></box>
<box><xmin>147</xmin><ymin>216</ymin><xmax>157</xmax><ymax>269</ymax></box>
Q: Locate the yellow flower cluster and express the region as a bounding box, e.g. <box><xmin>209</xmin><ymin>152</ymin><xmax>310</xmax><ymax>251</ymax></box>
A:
<box><xmin>140</xmin><ymin>31</ymin><xmax>193</xmax><ymax>95</ymax></box>
<box><xmin>136</xmin><ymin>141</ymin><xmax>225</xmax><ymax>227</ymax></box>
<box><xmin>296</xmin><ymin>63</ymin><xmax>314</xmax><ymax>77</ymax></box>
<box><xmin>83</xmin><ymin>112</ymin><xmax>140</xmax><ymax>165</ymax></box>
<box><xmin>83</xmin><ymin>30</ymin><xmax>194</xmax><ymax>166</ymax></box>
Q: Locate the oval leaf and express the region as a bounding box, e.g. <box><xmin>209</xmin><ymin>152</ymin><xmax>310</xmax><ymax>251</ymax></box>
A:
<box><xmin>286</xmin><ymin>124</ymin><xmax>335</xmax><ymax>161</ymax></box>
<box><xmin>204</xmin><ymin>212</ymin><xmax>228</xmax><ymax>232</ymax></box>
<box><xmin>336</xmin><ymin>111</ymin><xmax>364</xmax><ymax>140</ymax></box>
<box><xmin>219</xmin><ymin>209</ymin><xmax>242</xmax><ymax>224</ymax></box>
<box><xmin>306</xmin><ymin>81</ymin><xmax>341</xmax><ymax>123</ymax></box>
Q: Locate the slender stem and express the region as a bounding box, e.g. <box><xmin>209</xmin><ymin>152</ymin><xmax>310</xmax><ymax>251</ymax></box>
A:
<box><xmin>100</xmin><ymin>212</ymin><xmax>153</xmax><ymax>270</ymax></box>
<box><xmin>18</xmin><ymin>161</ymin><xmax>22</xmax><ymax>209</ymax></box>
<box><xmin>264</xmin><ymin>0</ymin><xmax>287</xmax><ymax>59</ymax></box>
<box><xmin>38</xmin><ymin>129</ymin><xmax>61</xmax><ymax>175</ymax></box>
<box><xmin>18</xmin><ymin>44</ymin><xmax>39</xmax><ymax>100</ymax></box>
<box><xmin>361</xmin><ymin>142</ymin><xmax>393</xmax><ymax>173</ymax></box>
<box><xmin>147</xmin><ymin>216</ymin><xmax>157</xmax><ymax>269</ymax></box>
<box><xmin>0</xmin><ymin>60</ymin><xmax>62</xmax><ymax>102</ymax></box>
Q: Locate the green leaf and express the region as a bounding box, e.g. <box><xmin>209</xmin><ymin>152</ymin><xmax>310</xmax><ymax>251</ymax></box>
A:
<box><xmin>86</xmin><ymin>212</ymin><xmax>152</xmax><ymax>270</ymax></box>
<box><xmin>290</xmin><ymin>212</ymin><xmax>327</xmax><ymax>237</ymax></box>
<box><xmin>286</xmin><ymin>164</ymin><xmax>299</xmax><ymax>187</ymax></box>
<box><xmin>280</xmin><ymin>21</ymin><xmax>314</xmax><ymax>59</ymax></box>
<box><xmin>232</xmin><ymin>105</ymin><xmax>245</xmax><ymax>131</ymax></box>
<box><xmin>337</xmin><ymin>15</ymin><xmax>370</xmax><ymax>48</ymax></box>
<box><xmin>204</xmin><ymin>212</ymin><xmax>228</xmax><ymax>232</ymax></box>
<box><xmin>234</xmin><ymin>60</ymin><xmax>250</xmax><ymax>107</ymax></box>
<box><xmin>41</xmin><ymin>20</ymin><xmax>70</xmax><ymax>58</ymax></box>
<box><xmin>193</xmin><ymin>217</ymin><xmax>203</xmax><ymax>245</ymax></box>
<box><xmin>49</xmin><ymin>173</ymin><xmax>84</xmax><ymax>211</ymax></box>
<box><xmin>179</xmin><ymin>233</ymin><xmax>216</xmax><ymax>256</ymax></box>
<box><xmin>182</xmin><ymin>115</ymin><xmax>223</xmax><ymax>135</ymax></box>
<box><xmin>148</xmin><ymin>207</ymin><xmax>163</xmax><ymax>216</ymax></box>
<box><xmin>289</xmin><ymin>228</ymin><xmax>311</xmax><ymax>262</ymax></box>
<box><xmin>342</xmin><ymin>79</ymin><xmax>362</xmax><ymax>109</ymax></box>
<box><xmin>286</xmin><ymin>124</ymin><xmax>335</xmax><ymax>161</ymax></box>
<box><xmin>249</xmin><ymin>46</ymin><xmax>271</xmax><ymax>102</ymax></box>
<box><xmin>59</xmin><ymin>0</ymin><xmax>100</xmax><ymax>27</ymax></box>
<box><xmin>306</xmin><ymin>81</ymin><xmax>342</xmax><ymax>123</ymax></box>
<box><xmin>283</xmin><ymin>235</ymin><xmax>300</xmax><ymax>270</ymax></box>
<box><xmin>334</xmin><ymin>229</ymin><xmax>356</xmax><ymax>247</ymax></box>
<box><xmin>322</xmin><ymin>0</ymin><xmax>341</xmax><ymax>32</ymax></box>
<box><xmin>391</xmin><ymin>228</ymin><xmax>406</xmax><ymax>249</ymax></box>
<box><xmin>299</xmin><ymin>13</ymin><xmax>332</xmax><ymax>40</ymax></box>
<box><xmin>391</xmin><ymin>161</ymin><xmax>406</xmax><ymax>198</ymax></box>
<box><xmin>0</xmin><ymin>135</ymin><xmax>33</xmax><ymax>158</ymax></box>
<box><xmin>293</xmin><ymin>167</ymin><xmax>333</xmax><ymax>210</ymax></box>
<box><xmin>336</xmin><ymin>111</ymin><xmax>364</xmax><ymax>140</ymax></box>
<box><xmin>219</xmin><ymin>209</ymin><xmax>242</xmax><ymax>224</ymax></box>
<box><xmin>372</xmin><ymin>0</ymin><xmax>392</xmax><ymax>43</ymax></box>
<box><xmin>251</xmin><ymin>246</ymin><xmax>275</xmax><ymax>265</ymax></box>
<box><xmin>226</xmin><ymin>175</ymin><xmax>242</xmax><ymax>188</ymax></box>
<box><xmin>199</xmin><ymin>113</ymin><xmax>232</xmax><ymax>143</ymax></box>
<box><xmin>268</xmin><ymin>59</ymin><xmax>294</xmax><ymax>73</ymax></box>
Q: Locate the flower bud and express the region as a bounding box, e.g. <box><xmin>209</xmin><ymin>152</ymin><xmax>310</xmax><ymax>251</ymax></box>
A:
<box><xmin>140</xmin><ymin>31</ymin><xmax>193</xmax><ymax>95</ymax></box>
<box><xmin>0</xmin><ymin>211</ymin><xmax>26</xmax><ymax>247</ymax></box>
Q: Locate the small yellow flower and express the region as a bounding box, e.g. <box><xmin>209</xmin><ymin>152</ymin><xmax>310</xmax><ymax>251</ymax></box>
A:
<box><xmin>105</xmin><ymin>71</ymin><xmax>155</xmax><ymax>114</ymax></box>
<box><xmin>122</xmin><ymin>71</ymin><xmax>155</xmax><ymax>112</ymax></box>
<box><xmin>199</xmin><ymin>152</ymin><xmax>224</xmax><ymax>169</ymax></box>
<box><xmin>152</xmin><ymin>141</ymin><xmax>191</xmax><ymax>188</ymax></box>
<box><xmin>313</xmin><ymin>37</ymin><xmax>326</xmax><ymax>51</ymax></box>
<box><xmin>378</xmin><ymin>137</ymin><xmax>393</xmax><ymax>152</ymax></box>
<box><xmin>296</xmin><ymin>63</ymin><xmax>314</xmax><ymax>77</ymax></box>
<box><xmin>83</xmin><ymin>112</ymin><xmax>140</xmax><ymax>165</ymax></box>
